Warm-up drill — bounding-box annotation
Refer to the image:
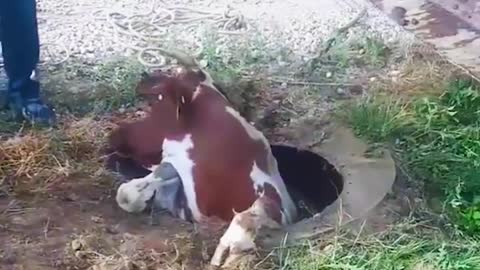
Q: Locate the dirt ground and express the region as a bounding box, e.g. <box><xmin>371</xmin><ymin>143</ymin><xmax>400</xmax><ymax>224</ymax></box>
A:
<box><xmin>0</xmin><ymin>0</ymin><xmax>440</xmax><ymax>269</ymax></box>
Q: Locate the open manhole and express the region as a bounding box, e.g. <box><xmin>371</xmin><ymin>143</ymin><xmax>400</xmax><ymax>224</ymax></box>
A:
<box><xmin>271</xmin><ymin>144</ymin><xmax>343</xmax><ymax>221</ymax></box>
<box><xmin>106</xmin><ymin>144</ymin><xmax>344</xmax><ymax>222</ymax></box>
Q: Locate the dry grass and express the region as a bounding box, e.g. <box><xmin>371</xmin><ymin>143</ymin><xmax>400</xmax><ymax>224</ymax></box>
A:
<box><xmin>372</xmin><ymin>42</ymin><xmax>457</xmax><ymax>98</ymax></box>
<box><xmin>0</xmin><ymin>116</ymin><xmax>117</xmax><ymax>195</ymax></box>
<box><xmin>63</xmin><ymin>230</ymin><xmax>213</xmax><ymax>270</ymax></box>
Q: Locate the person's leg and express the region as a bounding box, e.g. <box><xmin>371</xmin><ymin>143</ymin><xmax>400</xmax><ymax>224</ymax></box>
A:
<box><xmin>0</xmin><ymin>0</ymin><xmax>55</xmax><ymax>125</ymax></box>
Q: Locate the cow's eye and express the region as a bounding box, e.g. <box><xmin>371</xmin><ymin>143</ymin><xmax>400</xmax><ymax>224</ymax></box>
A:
<box><xmin>158</xmin><ymin>94</ymin><xmax>163</xmax><ymax>101</ymax></box>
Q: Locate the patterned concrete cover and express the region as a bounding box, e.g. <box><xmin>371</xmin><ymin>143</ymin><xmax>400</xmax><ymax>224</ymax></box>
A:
<box><xmin>371</xmin><ymin>0</ymin><xmax>480</xmax><ymax>79</ymax></box>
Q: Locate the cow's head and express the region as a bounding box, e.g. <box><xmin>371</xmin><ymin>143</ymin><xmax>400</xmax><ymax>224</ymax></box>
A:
<box><xmin>137</xmin><ymin>72</ymin><xmax>197</xmax><ymax>130</ymax></box>
<box><xmin>136</xmin><ymin>68</ymin><xmax>204</xmax><ymax>102</ymax></box>
<box><xmin>107</xmin><ymin>120</ymin><xmax>165</xmax><ymax>171</ymax></box>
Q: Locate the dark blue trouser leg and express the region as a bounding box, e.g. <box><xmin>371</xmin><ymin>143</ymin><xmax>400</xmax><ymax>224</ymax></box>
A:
<box><xmin>0</xmin><ymin>0</ymin><xmax>40</xmax><ymax>100</ymax></box>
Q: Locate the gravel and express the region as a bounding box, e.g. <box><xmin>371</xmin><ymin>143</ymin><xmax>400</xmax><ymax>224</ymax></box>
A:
<box><xmin>34</xmin><ymin>0</ymin><xmax>417</xmax><ymax>70</ymax></box>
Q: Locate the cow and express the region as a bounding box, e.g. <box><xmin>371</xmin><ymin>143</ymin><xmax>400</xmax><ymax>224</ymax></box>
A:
<box><xmin>108</xmin><ymin>67</ymin><xmax>298</xmax><ymax>267</ymax></box>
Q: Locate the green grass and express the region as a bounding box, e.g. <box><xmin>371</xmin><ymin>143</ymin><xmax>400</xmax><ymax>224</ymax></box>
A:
<box><xmin>46</xmin><ymin>57</ymin><xmax>146</xmax><ymax>115</ymax></box>
<box><xmin>340</xmin><ymin>78</ymin><xmax>480</xmax><ymax>233</ymax></box>
<box><xmin>199</xmin><ymin>29</ymin><xmax>268</xmax><ymax>83</ymax></box>
<box><xmin>299</xmin><ymin>35</ymin><xmax>389</xmax><ymax>80</ymax></box>
<box><xmin>89</xmin><ymin>57</ymin><xmax>146</xmax><ymax>110</ymax></box>
<box><xmin>279</xmin><ymin>220</ymin><xmax>480</xmax><ymax>270</ymax></box>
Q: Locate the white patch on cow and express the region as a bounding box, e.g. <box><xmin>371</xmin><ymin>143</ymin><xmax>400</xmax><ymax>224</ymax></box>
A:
<box><xmin>249</xmin><ymin>162</ymin><xmax>298</xmax><ymax>224</ymax></box>
<box><xmin>192</xmin><ymin>86</ymin><xmax>202</xmax><ymax>100</ymax></box>
<box><xmin>161</xmin><ymin>134</ymin><xmax>202</xmax><ymax>221</ymax></box>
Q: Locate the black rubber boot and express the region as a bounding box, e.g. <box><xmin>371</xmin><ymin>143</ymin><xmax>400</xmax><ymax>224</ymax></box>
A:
<box><xmin>7</xmin><ymin>76</ymin><xmax>56</xmax><ymax>126</ymax></box>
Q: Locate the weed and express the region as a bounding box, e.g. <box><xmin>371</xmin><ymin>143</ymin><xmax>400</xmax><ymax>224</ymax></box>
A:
<box><xmin>338</xmin><ymin>95</ymin><xmax>412</xmax><ymax>142</ymax></box>
<box><xmin>341</xmin><ymin>78</ymin><xmax>480</xmax><ymax>233</ymax></box>
<box><xmin>356</xmin><ymin>36</ymin><xmax>389</xmax><ymax>67</ymax></box>
<box><xmin>89</xmin><ymin>57</ymin><xmax>147</xmax><ymax>112</ymax></box>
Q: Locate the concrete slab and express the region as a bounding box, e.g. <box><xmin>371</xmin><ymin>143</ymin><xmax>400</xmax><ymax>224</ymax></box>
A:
<box><xmin>370</xmin><ymin>0</ymin><xmax>480</xmax><ymax>79</ymax></box>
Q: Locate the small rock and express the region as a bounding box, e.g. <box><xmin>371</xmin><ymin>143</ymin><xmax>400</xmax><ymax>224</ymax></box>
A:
<box><xmin>389</xmin><ymin>70</ymin><xmax>401</xmax><ymax>76</ymax></box>
<box><xmin>10</xmin><ymin>216</ymin><xmax>29</xmax><ymax>226</ymax></box>
<box><xmin>135</xmin><ymin>110</ymin><xmax>146</xmax><ymax>117</ymax></box>
<box><xmin>358</xmin><ymin>48</ymin><xmax>365</xmax><ymax>55</ymax></box>
<box><xmin>199</xmin><ymin>59</ymin><xmax>208</xmax><ymax>68</ymax></box>
<box><xmin>390</xmin><ymin>6</ymin><xmax>407</xmax><ymax>25</ymax></box>
<box><xmin>64</xmin><ymin>193</ymin><xmax>80</xmax><ymax>202</ymax></box>
<box><xmin>1</xmin><ymin>248</ymin><xmax>17</xmax><ymax>264</ymax></box>
<box><xmin>349</xmin><ymin>85</ymin><xmax>363</xmax><ymax>95</ymax></box>
<box><xmin>105</xmin><ymin>225</ymin><xmax>119</xmax><ymax>235</ymax></box>
<box><xmin>336</xmin><ymin>88</ymin><xmax>346</xmax><ymax>95</ymax></box>
<box><xmin>71</xmin><ymin>239</ymin><xmax>83</xmax><ymax>251</ymax></box>
<box><xmin>325</xmin><ymin>71</ymin><xmax>333</xmax><ymax>78</ymax></box>
<box><xmin>75</xmin><ymin>250</ymin><xmax>88</xmax><ymax>259</ymax></box>
<box><xmin>323</xmin><ymin>244</ymin><xmax>334</xmax><ymax>252</ymax></box>
<box><xmin>280</xmin><ymin>82</ymin><xmax>287</xmax><ymax>89</ymax></box>
<box><xmin>369</xmin><ymin>77</ymin><xmax>377</xmax><ymax>82</ymax></box>
<box><xmin>91</xmin><ymin>216</ymin><xmax>103</xmax><ymax>223</ymax></box>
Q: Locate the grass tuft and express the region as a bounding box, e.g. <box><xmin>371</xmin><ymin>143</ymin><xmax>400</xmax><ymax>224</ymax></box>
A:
<box><xmin>279</xmin><ymin>220</ymin><xmax>480</xmax><ymax>270</ymax></box>
<box><xmin>341</xmin><ymin>78</ymin><xmax>480</xmax><ymax>233</ymax></box>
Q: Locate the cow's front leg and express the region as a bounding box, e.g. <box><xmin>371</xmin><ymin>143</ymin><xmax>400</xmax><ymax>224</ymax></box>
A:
<box><xmin>210</xmin><ymin>195</ymin><xmax>283</xmax><ymax>268</ymax></box>
<box><xmin>116</xmin><ymin>162</ymin><xmax>181</xmax><ymax>214</ymax></box>
<box><xmin>210</xmin><ymin>210</ymin><xmax>257</xmax><ymax>268</ymax></box>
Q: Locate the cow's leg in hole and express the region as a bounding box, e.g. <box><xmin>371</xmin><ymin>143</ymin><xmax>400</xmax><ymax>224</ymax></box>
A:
<box><xmin>210</xmin><ymin>195</ymin><xmax>283</xmax><ymax>268</ymax></box>
<box><xmin>116</xmin><ymin>162</ymin><xmax>182</xmax><ymax>220</ymax></box>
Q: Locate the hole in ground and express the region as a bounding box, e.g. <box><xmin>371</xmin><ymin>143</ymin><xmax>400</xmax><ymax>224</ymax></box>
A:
<box><xmin>271</xmin><ymin>144</ymin><xmax>344</xmax><ymax>220</ymax></box>
<box><xmin>105</xmin><ymin>144</ymin><xmax>344</xmax><ymax>221</ymax></box>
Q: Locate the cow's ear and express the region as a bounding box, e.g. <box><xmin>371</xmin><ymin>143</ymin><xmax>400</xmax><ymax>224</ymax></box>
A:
<box><xmin>135</xmin><ymin>70</ymin><xmax>169</xmax><ymax>99</ymax></box>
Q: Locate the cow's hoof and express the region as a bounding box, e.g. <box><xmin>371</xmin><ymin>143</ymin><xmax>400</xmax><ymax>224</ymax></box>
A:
<box><xmin>206</xmin><ymin>265</ymin><xmax>220</xmax><ymax>270</ymax></box>
<box><xmin>210</xmin><ymin>243</ymin><xmax>228</xmax><ymax>267</ymax></box>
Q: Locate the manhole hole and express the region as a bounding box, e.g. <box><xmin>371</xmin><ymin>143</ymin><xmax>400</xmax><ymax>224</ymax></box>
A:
<box><xmin>271</xmin><ymin>144</ymin><xmax>343</xmax><ymax>221</ymax></box>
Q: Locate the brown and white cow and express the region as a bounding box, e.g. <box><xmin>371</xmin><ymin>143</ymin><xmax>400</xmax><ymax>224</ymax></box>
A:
<box><xmin>109</xmin><ymin>67</ymin><xmax>297</xmax><ymax>267</ymax></box>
